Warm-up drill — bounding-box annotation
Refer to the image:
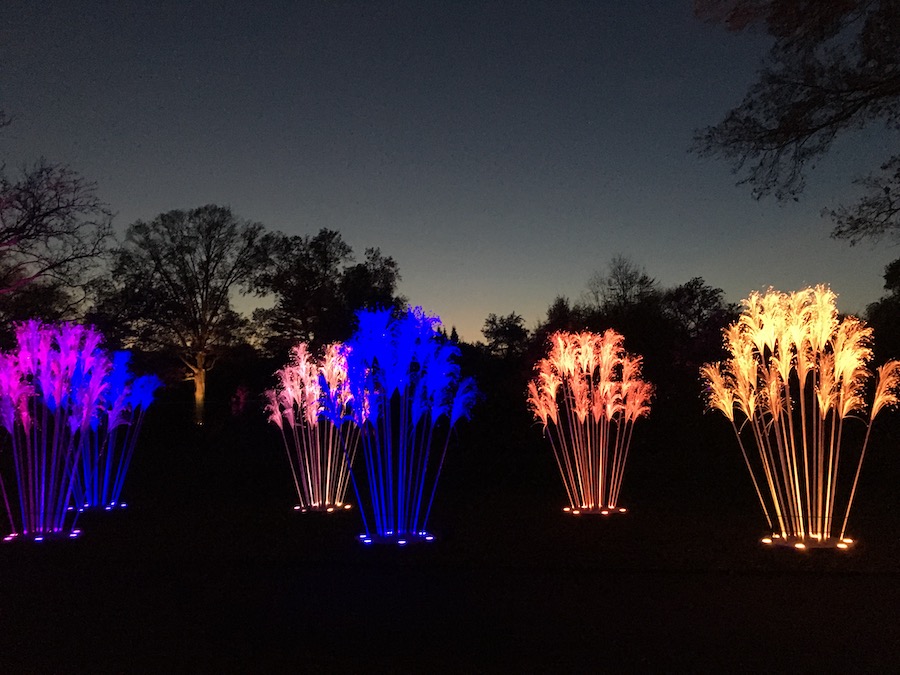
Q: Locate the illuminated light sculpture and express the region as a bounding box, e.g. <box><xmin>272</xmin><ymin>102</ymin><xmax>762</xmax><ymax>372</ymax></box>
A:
<box><xmin>0</xmin><ymin>322</ymin><xmax>109</xmax><ymax>539</ymax></box>
<box><xmin>334</xmin><ymin>307</ymin><xmax>477</xmax><ymax>545</ymax></box>
<box><xmin>701</xmin><ymin>286</ymin><xmax>900</xmax><ymax>549</ymax></box>
<box><xmin>266</xmin><ymin>342</ymin><xmax>359</xmax><ymax>512</ymax></box>
<box><xmin>527</xmin><ymin>330</ymin><xmax>653</xmax><ymax>514</ymax></box>
<box><xmin>75</xmin><ymin>351</ymin><xmax>161</xmax><ymax>511</ymax></box>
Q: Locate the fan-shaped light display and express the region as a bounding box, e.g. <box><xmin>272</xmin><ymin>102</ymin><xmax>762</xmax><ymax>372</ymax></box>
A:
<box><xmin>701</xmin><ymin>286</ymin><xmax>900</xmax><ymax>548</ymax></box>
<box><xmin>527</xmin><ymin>330</ymin><xmax>652</xmax><ymax>514</ymax></box>
<box><xmin>334</xmin><ymin>307</ymin><xmax>477</xmax><ymax>544</ymax></box>
<box><xmin>0</xmin><ymin>321</ymin><xmax>160</xmax><ymax>540</ymax></box>
<box><xmin>266</xmin><ymin>342</ymin><xmax>358</xmax><ymax>512</ymax></box>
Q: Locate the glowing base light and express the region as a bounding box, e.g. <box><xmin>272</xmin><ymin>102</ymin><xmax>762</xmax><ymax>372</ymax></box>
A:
<box><xmin>2</xmin><ymin>529</ymin><xmax>82</xmax><ymax>543</ymax></box>
<box><xmin>74</xmin><ymin>501</ymin><xmax>128</xmax><ymax>513</ymax></box>
<box><xmin>293</xmin><ymin>503</ymin><xmax>352</xmax><ymax>514</ymax></box>
<box><xmin>563</xmin><ymin>506</ymin><xmax>628</xmax><ymax>516</ymax></box>
<box><xmin>357</xmin><ymin>531</ymin><xmax>436</xmax><ymax>546</ymax></box>
<box><xmin>760</xmin><ymin>534</ymin><xmax>855</xmax><ymax>550</ymax></box>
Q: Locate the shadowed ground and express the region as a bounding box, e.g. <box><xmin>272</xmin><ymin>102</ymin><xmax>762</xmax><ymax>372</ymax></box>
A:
<box><xmin>2</xmin><ymin>398</ymin><xmax>899</xmax><ymax>672</ymax></box>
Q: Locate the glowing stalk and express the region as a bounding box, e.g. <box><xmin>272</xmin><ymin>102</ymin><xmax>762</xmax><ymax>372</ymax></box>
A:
<box><xmin>527</xmin><ymin>330</ymin><xmax>652</xmax><ymax>513</ymax></box>
<box><xmin>701</xmin><ymin>286</ymin><xmax>900</xmax><ymax>549</ymax></box>
<box><xmin>338</xmin><ymin>307</ymin><xmax>477</xmax><ymax>544</ymax></box>
<box><xmin>266</xmin><ymin>342</ymin><xmax>359</xmax><ymax>512</ymax></box>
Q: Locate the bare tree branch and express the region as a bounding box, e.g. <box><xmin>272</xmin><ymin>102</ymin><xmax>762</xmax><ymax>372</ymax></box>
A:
<box><xmin>693</xmin><ymin>0</ymin><xmax>900</xmax><ymax>241</ymax></box>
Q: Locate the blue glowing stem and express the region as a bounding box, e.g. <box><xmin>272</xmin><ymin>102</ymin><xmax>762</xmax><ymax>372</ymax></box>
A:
<box><xmin>422</xmin><ymin>425</ymin><xmax>453</xmax><ymax>533</ymax></box>
<box><xmin>112</xmin><ymin>411</ymin><xmax>145</xmax><ymax>505</ymax></box>
<box><xmin>110</xmin><ymin>420</ymin><xmax>132</xmax><ymax>505</ymax></box>
<box><xmin>102</xmin><ymin>424</ymin><xmax>117</xmax><ymax>505</ymax></box>
<box><xmin>410</xmin><ymin>416</ymin><xmax>433</xmax><ymax>534</ymax></box>
<box><xmin>384</xmin><ymin>392</ymin><xmax>395</xmax><ymax>535</ymax></box>
<box><xmin>339</xmin><ymin>422</ymin><xmax>369</xmax><ymax>535</ymax></box>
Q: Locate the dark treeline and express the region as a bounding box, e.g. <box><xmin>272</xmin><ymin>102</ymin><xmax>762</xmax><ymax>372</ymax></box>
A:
<box><xmin>3</xmin><ymin>183</ymin><xmax>900</xmax><ymax>431</ymax></box>
<box><xmin>472</xmin><ymin>256</ymin><xmax>742</xmax><ymax>456</ymax></box>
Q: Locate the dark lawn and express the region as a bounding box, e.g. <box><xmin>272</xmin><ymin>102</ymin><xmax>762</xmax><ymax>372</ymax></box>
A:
<box><xmin>2</xmin><ymin>400</ymin><xmax>900</xmax><ymax>672</ymax></box>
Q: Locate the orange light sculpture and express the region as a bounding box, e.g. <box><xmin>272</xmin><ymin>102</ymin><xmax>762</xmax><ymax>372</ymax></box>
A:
<box><xmin>527</xmin><ymin>330</ymin><xmax>653</xmax><ymax>514</ymax></box>
<box><xmin>701</xmin><ymin>286</ymin><xmax>900</xmax><ymax>549</ymax></box>
<box><xmin>265</xmin><ymin>343</ymin><xmax>359</xmax><ymax>513</ymax></box>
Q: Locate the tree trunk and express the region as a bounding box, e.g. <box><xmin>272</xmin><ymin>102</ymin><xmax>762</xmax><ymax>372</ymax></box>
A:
<box><xmin>192</xmin><ymin>356</ymin><xmax>207</xmax><ymax>426</ymax></box>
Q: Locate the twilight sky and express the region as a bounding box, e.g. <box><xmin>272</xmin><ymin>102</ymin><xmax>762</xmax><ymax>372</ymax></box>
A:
<box><xmin>3</xmin><ymin>1</ymin><xmax>896</xmax><ymax>341</ymax></box>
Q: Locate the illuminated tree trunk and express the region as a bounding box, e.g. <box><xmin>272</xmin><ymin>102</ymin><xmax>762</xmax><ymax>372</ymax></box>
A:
<box><xmin>190</xmin><ymin>354</ymin><xmax>208</xmax><ymax>426</ymax></box>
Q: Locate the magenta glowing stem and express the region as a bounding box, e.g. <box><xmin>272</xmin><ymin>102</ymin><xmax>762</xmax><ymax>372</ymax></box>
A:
<box><xmin>0</xmin><ymin>322</ymin><xmax>108</xmax><ymax>538</ymax></box>
<box><xmin>0</xmin><ymin>322</ymin><xmax>159</xmax><ymax>539</ymax></box>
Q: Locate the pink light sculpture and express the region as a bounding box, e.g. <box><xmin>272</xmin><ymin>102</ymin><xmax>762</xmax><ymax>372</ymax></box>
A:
<box><xmin>266</xmin><ymin>342</ymin><xmax>358</xmax><ymax>512</ymax></box>
<box><xmin>527</xmin><ymin>330</ymin><xmax>653</xmax><ymax>514</ymax></box>
<box><xmin>0</xmin><ymin>322</ymin><xmax>109</xmax><ymax>539</ymax></box>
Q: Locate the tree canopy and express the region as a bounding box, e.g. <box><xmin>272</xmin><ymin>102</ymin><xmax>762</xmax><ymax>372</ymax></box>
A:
<box><xmin>0</xmin><ymin>160</ymin><xmax>111</xmax><ymax>303</ymax></box>
<box><xmin>253</xmin><ymin>228</ymin><xmax>403</xmax><ymax>357</ymax></box>
<box><xmin>693</xmin><ymin>0</ymin><xmax>900</xmax><ymax>243</ymax></box>
<box><xmin>482</xmin><ymin>312</ymin><xmax>530</xmax><ymax>358</ymax></box>
<box><xmin>90</xmin><ymin>204</ymin><xmax>272</xmax><ymax>424</ymax></box>
<box><xmin>585</xmin><ymin>255</ymin><xmax>659</xmax><ymax>314</ymax></box>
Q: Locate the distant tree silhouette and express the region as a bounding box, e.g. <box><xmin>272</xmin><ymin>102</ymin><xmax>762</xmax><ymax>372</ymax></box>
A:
<box><xmin>694</xmin><ymin>0</ymin><xmax>900</xmax><ymax>243</ymax></box>
<box><xmin>252</xmin><ymin>229</ymin><xmax>403</xmax><ymax>357</ymax></box>
<box><xmin>0</xmin><ymin>160</ymin><xmax>111</xmax><ymax>304</ymax></box>
<box><xmin>0</xmin><ymin>280</ymin><xmax>71</xmax><ymax>346</ymax></box>
<box><xmin>661</xmin><ymin>277</ymin><xmax>739</xmax><ymax>368</ymax></box>
<box><xmin>482</xmin><ymin>312</ymin><xmax>530</xmax><ymax>358</ymax></box>
<box><xmin>866</xmin><ymin>257</ymin><xmax>900</xmax><ymax>362</ymax></box>
<box><xmin>89</xmin><ymin>205</ymin><xmax>272</xmax><ymax>425</ymax></box>
<box><xmin>585</xmin><ymin>255</ymin><xmax>659</xmax><ymax>315</ymax></box>
<box><xmin>528</xmin><ymin>268</ymin><xmax>740</xmax><ymax>433</ymax></box>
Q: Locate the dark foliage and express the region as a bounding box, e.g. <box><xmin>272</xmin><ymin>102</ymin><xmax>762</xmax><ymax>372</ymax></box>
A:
<box><xmin>88</xmin><ymin>205</ymin><xmax>273</xmax><ymax>423</ymax></box>
<box><xmin>0</xmin><ymin>160</ymin><xmax>111</xmax><ymax>308</ymax></box>
<box><xmin>252</xmin><ymin>228</ymin><xmax>403</xmax><ymax>359</ymax></box>
<box><xmin>866</xmin><ymin>256</ymin><xmax>900</xmax><ymax>362</ymax></box>
<box><xmin>694</xmin><ymin>0</ymin><xmax>900</xmax><ymax>243</ymax></box>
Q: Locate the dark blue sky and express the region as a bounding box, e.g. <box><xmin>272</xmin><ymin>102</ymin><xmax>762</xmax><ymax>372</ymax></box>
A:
<box><xmin>3</xmin><ymin>1</ymin><xmax>895</xmax><ymax>340</ymax></box>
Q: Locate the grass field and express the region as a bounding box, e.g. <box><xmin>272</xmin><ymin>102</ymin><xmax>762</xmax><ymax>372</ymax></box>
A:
<box><xmin>2</xmin><ymin>390</ymin><xmax>900</xmax><ymax>672</ymax></box>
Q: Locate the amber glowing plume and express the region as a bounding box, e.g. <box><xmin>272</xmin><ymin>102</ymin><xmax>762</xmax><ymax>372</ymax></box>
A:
<box><xmin>527</xmin><ymin>330</ymin><xmax>653</xmax><ymax>513</ymax></box>
<box><xmin>701</xmin><ymin>286</ymin><xmax>900</xmax><ymax>548</ymax></box>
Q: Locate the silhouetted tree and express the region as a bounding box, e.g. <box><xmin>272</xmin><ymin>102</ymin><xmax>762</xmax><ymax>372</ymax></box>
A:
<box><xmin>585</xmin><ymin>255</ymin><xmax>659</xmax><ymax>315</ymax></box>
<box><xmin>528</xmin><ymin>296</ymin><xmax>590</xmax><ymax>364</ymax></box>
<box><xmin>693</xmin><ymin>0</ymin><xmax>900</xmax><ymax>243</ymax></box>
<box><xmin>252</xmin><ymin>229</ymin><xmax>403</xmax><ymax>357</ymax></box>
<box><xmin>89</xmin><ymin>205</ymin><xmax>272</xmax><ymax>425</ymax></box>
<box><xmin>866</xmin><ymin>257</ymin><xmax>900</xmax><ymax>362</ymax></box>
<box><xmin>482</xmin><ymin>312</ymin><xmax>530</xmax><ymax>358</ymax></box>
<box><xmin>661</xmin><ymin>277</ymin><xmax>739</xmax><ymax>367</ymax></box>
<box><xmin>0</xmin><ymin>160</ymin><xmax>111</xmax><ymax>303</ymax></box>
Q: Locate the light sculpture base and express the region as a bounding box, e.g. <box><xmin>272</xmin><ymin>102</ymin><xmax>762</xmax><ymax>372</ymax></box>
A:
<box><xmin>2</xmin><ymin>529</ymin><xmax>82</xmax><ymax>543</ymax></box>
<box><xmin>761</xmin><ymin>533</ymin><xmax>855</xmax><ymax>550</ymax></box>
<box><xmin>563</xmin><ymin>506</ymin><xmax>628</xmax><ymax>516</ymax></box>
<box><xmin>71</xmin><ymin>501</ymin><xmax>128</xmax><ymax>513</ymax></box>
<box><xmin>292</xmin><ymin>503</ymin><xmax>352</xmax><ymax>514</ymax></box>
<box><xmin>357</xmin><ymin>531</ymin><xmax>435</xmax><ymax>546</ymax></box>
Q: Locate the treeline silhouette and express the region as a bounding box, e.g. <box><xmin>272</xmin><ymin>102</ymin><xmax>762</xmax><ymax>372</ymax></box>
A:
<box><xmin>1</xmin><ymin>195</ymin><xmax>899</xmax><ymax>432</ymax></box>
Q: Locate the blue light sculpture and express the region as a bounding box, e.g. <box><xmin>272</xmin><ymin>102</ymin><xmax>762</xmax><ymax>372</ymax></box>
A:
<box><xmin>75</xmin><ymin>351</ymin><xmax>161</xmax><ymax>511</ymax></box>
<box><xmin>325</xmin><ymin>307</ymin><xmax>477</xmax><ymax>545</ymax></box>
